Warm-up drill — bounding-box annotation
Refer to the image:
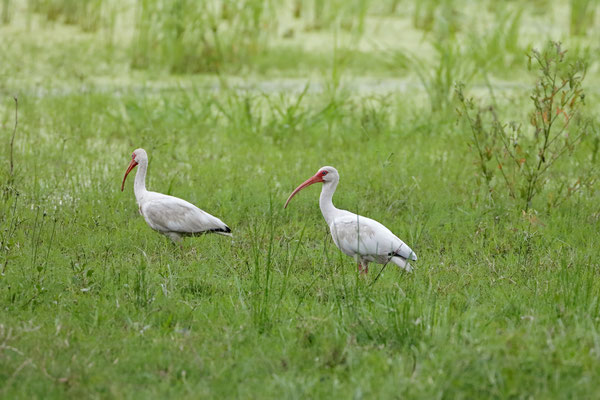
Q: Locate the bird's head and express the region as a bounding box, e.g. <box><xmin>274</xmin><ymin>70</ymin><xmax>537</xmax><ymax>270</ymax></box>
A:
<box><xmin>284</xmin><ymin>166</ymin><xmax>338</xmax><ymax>208</ymax></box>
<box><xmin>121</xmin><ymin>148</ymin><xmax>147</xmax><ymax>192</ymax></box>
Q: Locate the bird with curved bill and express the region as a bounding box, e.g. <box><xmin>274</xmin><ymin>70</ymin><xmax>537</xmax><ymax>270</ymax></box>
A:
<box><xmin>121</xmin><ymin>148</ymin><xmax>232</xmax><ymax>243</ymax></box>
<box><xmin>284</xmin><ymin>166</ymin><xmax>417</xmax><ymax>275</ymax></box>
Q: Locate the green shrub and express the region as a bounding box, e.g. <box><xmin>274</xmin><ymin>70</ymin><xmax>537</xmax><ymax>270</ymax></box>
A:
<box><xmin>457</xmin><ymin>42</ymin><xmax>589</xmax><ymax>211</ymax></box>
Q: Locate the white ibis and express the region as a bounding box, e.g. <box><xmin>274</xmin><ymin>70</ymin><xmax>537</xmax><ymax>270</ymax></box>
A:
<box><xmin>284</xmin><ymin>166</ymin><xmax>417</xmax><ymax>274</ymax></box>
<box><xmin>121</xmin><ymin>148</ymin><xmax>232</xmax><ymax>242</ymax></box>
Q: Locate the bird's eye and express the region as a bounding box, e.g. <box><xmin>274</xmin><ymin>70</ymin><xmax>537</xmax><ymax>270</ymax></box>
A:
<box><xmin>321</xmin><ymin>171</ymin><xmax>327</xmax><ymax>176</ymax></box>
<box><xmin>131</xmin><ymin>153</ymin><xmax>136</xmax><ymax>159</ymax></box>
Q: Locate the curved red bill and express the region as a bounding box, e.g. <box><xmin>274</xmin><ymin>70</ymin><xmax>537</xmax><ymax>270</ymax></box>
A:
<box><xmin>284</xmin><ymin>174</ymin><xmax>323</xmax><ymax>208</ymax></box>
<box><xmin>121</xmin><ymin>160</ymin><xmax>138</xmax><ymax>192</ymax></box>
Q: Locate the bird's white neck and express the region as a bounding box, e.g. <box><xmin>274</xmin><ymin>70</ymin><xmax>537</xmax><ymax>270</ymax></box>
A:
<box><xmin>319</xmin><ymin>180</ymin><xmax>339</xmax><ymax>224</ymax></box>
<box><xmin>134</xmin><ymin>158</ymin><xmax>148</xmax><ymax>201</ymax></box>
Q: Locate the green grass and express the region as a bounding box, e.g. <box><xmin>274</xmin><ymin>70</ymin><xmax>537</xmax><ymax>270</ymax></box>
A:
<box><xmin>1</xmin><ymin>0</ymin><xmax>600</xmax><ymax>398</ymax></box>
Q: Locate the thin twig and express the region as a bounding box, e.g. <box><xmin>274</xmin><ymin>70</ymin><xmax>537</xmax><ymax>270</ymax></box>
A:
<box><xmin>494</xmin><ymin>153</ymin><xmax>516</xmax><ymax>199</ymax></box>
<box><xmin>458</xmin><ymin>97</ymin><xmax>492</xmax><ymax>192</ymax></box>
<box><xmin>489</xmin><ymin>108</ymin><xmax>522</xmax><ymax>169</ymax></box>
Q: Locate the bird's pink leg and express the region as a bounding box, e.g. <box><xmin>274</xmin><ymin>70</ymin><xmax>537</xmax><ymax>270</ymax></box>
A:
<box><xmin>357</xmin><ymin>261</ymin><xmax>368</xmax><ymax>275</ymax></box>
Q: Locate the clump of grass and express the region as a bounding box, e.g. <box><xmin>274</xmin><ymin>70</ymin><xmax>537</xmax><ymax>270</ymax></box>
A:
<box><xmin>570</xmin><ymin>0</ymin><xmax>597</xmax><ymax>36</ymax></box>
<box><xmin>28</xmin><ymin>0</ymin><xmax>105</xmax><ymax>32</ymax></box>
<box><xmin>412</xmin><ymin>0</ymin><xmax>462</xmax><ymax>37</ymax></box>
<box><xmin>291</xmin><ymin>0</ymin><xmax>369</xmax><ymax>35</ymax></box>
<box><xmin>307</xmin><ymin>0</ymin><xmax>370</xmax><ymax>35</ymax></box>
<box><xmin>1</xmin><ymin>0</ymin><xmax>11</xmax><ymax>24</ymax></box>
<box><xmin>456</xmin><ymin>42</ymin><xmax>589</xmax><ymax>211</ymax></box>
<box><xmin>392</xmin><ymin>40</ymin><xmax>476</xmax><ymax>112</ymax></box>
<box><xmin>262</xmin><ymin>83</ymin><xmax>311</xmax><ymax>144</ymax></box>
<box><xmin>467</xmin><ymin>8</ymin><xmax>524</xmax><ymax>77</ymax></box>
<box><xmin>412</xmin><ymin>0</ymin><xmax>437</xmax><ymax>32</ymax></box>
<box><xmin>131</xmin><ymin>0</ymin><xmax>275</xmax><ymax>74</ymax></box>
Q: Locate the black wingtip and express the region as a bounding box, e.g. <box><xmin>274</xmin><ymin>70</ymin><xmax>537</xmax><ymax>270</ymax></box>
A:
<box><xmin>208</xmin><ymin>226</ymin><xmax>231</xmax><ymax>235</ymax></box>
<box><xmin>179</xmin><ymin>225</ymin><xmax>232</xmax><ymax>238</ymax></box>
<box><xmin>213</xmin><ymin>225</ymin><xmax>232</xmax><ymax>237</ymax></box>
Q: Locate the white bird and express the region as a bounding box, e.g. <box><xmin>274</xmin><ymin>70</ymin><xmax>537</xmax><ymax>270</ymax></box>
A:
<box><xmin>284</xmin><ymin>166</ymin><xmax>416</xmax><ymax>274</ymax></box>
<box><xmin>121</xmin><ymin>148</ymin><xmax>231</xmax><ymax>242</ymax></box>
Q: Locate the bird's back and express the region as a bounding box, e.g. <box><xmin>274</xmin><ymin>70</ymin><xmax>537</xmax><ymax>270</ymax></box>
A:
<box><xmin>329</xmin><ymin>211</ymin><xmax>416</xmax><ymax>261</ymax></box>
<box><xmin>140</xmin><ymin>191</ymin><xmax>231</xmax><ymax>235</ymax></box>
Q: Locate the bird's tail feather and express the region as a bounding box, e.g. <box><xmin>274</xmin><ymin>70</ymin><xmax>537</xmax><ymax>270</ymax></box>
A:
<box><xmin>390</xmin><ymin>256</ymin><xmax>413</xmax><ymax>272</ymax></box>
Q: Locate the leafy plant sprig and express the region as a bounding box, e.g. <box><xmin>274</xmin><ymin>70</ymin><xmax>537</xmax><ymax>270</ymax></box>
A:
<box><xmin>456</xmin><ymin>42</ymin><xmax>588</xmax><ymax>211</ymax></box>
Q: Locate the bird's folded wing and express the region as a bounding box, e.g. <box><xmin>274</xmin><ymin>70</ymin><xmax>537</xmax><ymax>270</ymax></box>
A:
<box><xmin>142</xmin><ymin>198</ymin><xmax>228</xmax><ymax>234</ymax></box>
<box><xmin>331</xmin><ymin>215</ymin><xmax>415</xmax><ymax>260</ymax></box>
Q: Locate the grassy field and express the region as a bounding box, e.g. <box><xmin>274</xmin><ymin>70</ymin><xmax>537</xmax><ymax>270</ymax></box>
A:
<box><xmin>1</xmin><ymin>0</ymin><xmax>600</xmax><ymax>398</ymax></box>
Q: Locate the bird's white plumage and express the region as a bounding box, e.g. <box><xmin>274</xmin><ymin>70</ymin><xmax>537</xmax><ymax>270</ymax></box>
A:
<box><xmin>329</xmin><ymin>212</ymin><xmax>417</xmax><ymax>265</ymax></box>
<box><xmin>140</xmin><ymin>192</ymin><xmax>231</xmax><ymax>238</ymax></box>
<box><xmin>122</xmin><ymin>148</ymin><xmax>231</xmax><ymax>242</ymax></box>
<box><xmin>286</xmin><ymin>166</ymin><xmax>416</xmax><ymax>273</ymax></box>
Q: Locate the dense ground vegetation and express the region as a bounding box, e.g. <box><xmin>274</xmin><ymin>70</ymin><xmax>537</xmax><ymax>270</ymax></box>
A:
<box><xmin>0</xmin><ymin>0</ymin><xmax>599</xmax><ymax>398</ymax></box>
